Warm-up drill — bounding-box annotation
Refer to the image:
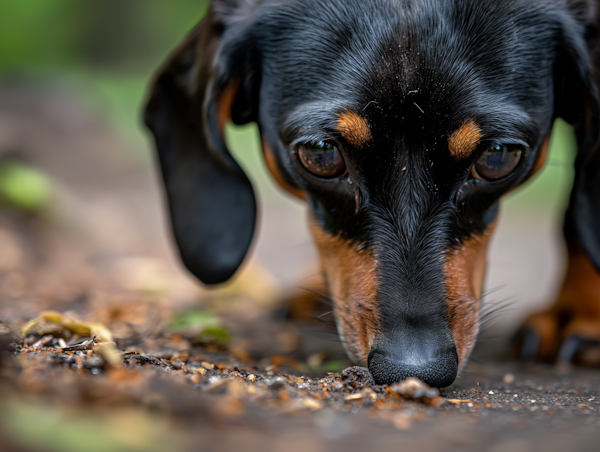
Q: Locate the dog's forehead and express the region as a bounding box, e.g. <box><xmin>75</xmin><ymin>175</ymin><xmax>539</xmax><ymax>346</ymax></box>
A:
<box><xmin>259</xmin><ymin>0</ymin><xmax>560</xmax><ymax>143</ymax></box>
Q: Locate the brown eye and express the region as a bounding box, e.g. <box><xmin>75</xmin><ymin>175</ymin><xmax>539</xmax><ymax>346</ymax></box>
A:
<box><xmin>472</xmin><ymin>144</ymin><xmax>522</xmax><ymax>180</ymax></box>
<box><xmin>297</xmin><ymin>141</ymin><xmax>346</xmax><ymax>177</ymax></box>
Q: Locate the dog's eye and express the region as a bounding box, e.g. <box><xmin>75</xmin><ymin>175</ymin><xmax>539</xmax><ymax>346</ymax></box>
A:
<box><xmin>297</xmin><ymin>141</ymin><xmax>346</xmax><ymax>177</ymax></box>
<box><xmin>472</xmin><ymin>145</ymin><xmax>522</xmax><ymax>180</ymax></box>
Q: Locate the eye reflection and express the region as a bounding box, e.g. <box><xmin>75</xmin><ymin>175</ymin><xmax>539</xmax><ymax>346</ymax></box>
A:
<box><xmin>472</xmin><ymin>144</ymin><xmax>522</xmax><ymax>180</ymax></box>
<box><xmin>297</xmin><ymin>141</ymin><xmax>346</xmax><ymax>177</ymax></box>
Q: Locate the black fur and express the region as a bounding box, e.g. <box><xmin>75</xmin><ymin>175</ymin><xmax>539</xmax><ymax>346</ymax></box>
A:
<box><xmin>145</xmin><ymin>0</ymin><xmax>600</xmax><ymax>386</ymax></box>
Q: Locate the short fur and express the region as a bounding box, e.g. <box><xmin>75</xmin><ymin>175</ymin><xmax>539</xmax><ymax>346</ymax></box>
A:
<box><xmin>145</xmin><ymin>0</ymin><xmax>600</xmax><ymax>387</ymax></box>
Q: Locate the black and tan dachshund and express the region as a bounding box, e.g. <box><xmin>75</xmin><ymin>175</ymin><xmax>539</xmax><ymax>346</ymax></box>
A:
<box><xmin>144</xmin><ymin>0</ymin><xmax>600</xmax><ymax>388</ymax></box>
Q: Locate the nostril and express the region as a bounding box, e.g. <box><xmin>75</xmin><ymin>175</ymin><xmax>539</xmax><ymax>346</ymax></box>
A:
<box><xmin>368</xmin><ymin>347</ymin><xmax>459</xmax><ymax>388</ymax></box>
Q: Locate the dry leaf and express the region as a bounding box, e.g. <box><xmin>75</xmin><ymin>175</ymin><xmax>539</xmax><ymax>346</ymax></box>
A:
<box><xmin>22</xmin><ymin>311</ymin><xmax>113</xmax><ymax>342</ymax></box>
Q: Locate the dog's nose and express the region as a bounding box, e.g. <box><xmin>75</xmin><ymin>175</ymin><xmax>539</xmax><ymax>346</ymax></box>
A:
<box><xmin>367</xmin><ymin>345</ymin><xmax>459</xmax><ymax>388</ymax></box>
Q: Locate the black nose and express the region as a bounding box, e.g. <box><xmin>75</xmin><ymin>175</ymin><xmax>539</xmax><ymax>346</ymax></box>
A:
<box><xmin>368</xmin><ymin>346</ymin><xmax>459</xmax><ymax>388</ymax></box>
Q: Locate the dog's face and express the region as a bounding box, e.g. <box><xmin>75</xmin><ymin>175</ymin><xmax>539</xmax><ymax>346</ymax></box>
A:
<box><xmin>145</xmin><ymin>0</ymin><xmax>600</xmax><ymax>387</ymax></box>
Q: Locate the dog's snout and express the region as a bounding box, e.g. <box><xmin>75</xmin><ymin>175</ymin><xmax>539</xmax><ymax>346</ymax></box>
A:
<box><xmin>368</xmin><ymin>344</ymin><xmax>459</xmax><ymax>388</ymax></box>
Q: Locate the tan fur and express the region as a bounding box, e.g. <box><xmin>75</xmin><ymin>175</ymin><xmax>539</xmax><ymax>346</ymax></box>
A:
<box><xmin>337</xmin><ymin>111</ymin><xmax>372</xmax><ymax>148</ymax></box>
<box><xmin>262</xmin><ymin>139</ymin><xmax>306</xmax><ymax>200</ymax></box>
<box><xmin>448</xmin><ymin>120</ymin><xmax>482</xmax><ymax>159</ymax></box>
<box><xmin>444</xmin><ymin>220</ymin><xmax>497</xmax><ymax>368</ymax></box>
<box><xmin>525</xmin><ymin>243</ymin><xmax>600</xmax><ymax>361</ymax></box>
<box><xmin>217</xmin><ymin>81</ymin><xmax>240</xmax><ymax>132</ymax></box>
<box><xmin>555</xmin><ymin>245</ymin><xmax>600</xmax><ymax>336</ymax></box>
<box><xmin>531</xmin><ymin>135</ymin><xmax>551</xmax><ymax>176</ymax></box>
<box><xmin>308</xmin><ymin>218</ymin><xmax>379</xmax><ymax>363</ymax></box>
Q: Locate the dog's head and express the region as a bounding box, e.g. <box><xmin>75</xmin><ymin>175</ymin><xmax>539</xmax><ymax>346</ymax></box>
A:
<box><xmin>145</xmin><ymin>0</ymin><xmax>600</xmax><ymax>387</ymax></box>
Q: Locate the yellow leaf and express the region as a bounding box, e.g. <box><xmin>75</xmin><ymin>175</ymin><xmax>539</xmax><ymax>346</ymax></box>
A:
<box><xmin>21</xmin><ymin>311</ymin><xmax>113</xmax><ymax>342</ymax></box>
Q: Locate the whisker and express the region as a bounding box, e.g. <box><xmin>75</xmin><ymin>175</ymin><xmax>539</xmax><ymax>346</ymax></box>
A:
<box><xmin>316</xmin><ymin>310</ymin><xmax>334</xmax><ymax>320</ymax></box>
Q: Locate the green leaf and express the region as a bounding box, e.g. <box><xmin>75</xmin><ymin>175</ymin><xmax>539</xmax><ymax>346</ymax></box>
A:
<box><xmin>198</xmin><ymin>326</ymin><xmax>231</xmax><ymax>344</ymax></box>
<box><xmin>0</xmin><ymin>162</ymin><xmax>52</xmax><ymax>212</ymax></box>
<box><xmin>169</xmin><ymin>310</ymin><xmax>220</xmax><ymax>331</ymax></box>
<box><xmin>322</xmin><ymin>361</ymin><xmax>344</xmax><ymax>373</ymax></box>
<box><xmin>169</xmin><ymin>309</ymin><xmax>231</xmax><ymax>346</ymax></box>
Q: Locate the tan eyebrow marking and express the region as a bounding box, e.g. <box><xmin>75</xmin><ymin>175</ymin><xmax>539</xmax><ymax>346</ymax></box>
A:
<box><xmin>448</xmin><ymin>120</ymin><xmax>483</xmax><ymax>159</ymax></box>
<box><xmin>337</xmin><ymin>111</ymin><xmax>372</xmax><ymax>148</ymax></box>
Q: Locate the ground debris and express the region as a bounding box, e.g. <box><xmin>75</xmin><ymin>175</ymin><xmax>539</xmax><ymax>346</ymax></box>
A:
<box><xmin>341</xmin><ymin>366</ymin><xmax>375</xmax><ymax>387</ymax></box>
<box><xmin>123</xmin><ymin>353</ymin><xmax>170</xmax><ymax>368</ymax></box>
<box><xmin>59</xmin><ymin>336</ymin><xmax>97</xmax><ymax>352</ymax></box>
<box><xmin>388</xmin><ymin>378</ymin><xmax>445</xmax><ymax>407</ymax></box>
<box><xmin>92</xmin><ymin>341</ymin><xmax>123</xmax><ymax>367</ymax></box>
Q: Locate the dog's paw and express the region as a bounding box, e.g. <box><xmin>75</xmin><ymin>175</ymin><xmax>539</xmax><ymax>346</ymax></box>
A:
<box><xmin>517</xmin><ymin>244</ymin><xmax>600</xmax><ymax>366</ymax></box>
<box><xmin>517</xmin><ymin>308</ymin><xmax>600</xmax><ymax>365</ymax></box>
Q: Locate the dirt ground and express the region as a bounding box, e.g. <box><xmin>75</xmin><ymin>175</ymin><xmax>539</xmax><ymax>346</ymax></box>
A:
<box><xmin>1</xmin><ymin>81</ymin><xmax>599</xmax><ymax>452</ymax></box>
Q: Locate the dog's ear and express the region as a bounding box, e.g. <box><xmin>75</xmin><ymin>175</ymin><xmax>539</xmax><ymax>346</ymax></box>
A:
<box><xmin>555</xmin><ymin>3</ymin><xmax>600</xmax><ymax>271</ymax></box>
<box><xmin>144</xmin><ymin>5</ymin><xmax>259</xmax><ymax>285</ymax></box>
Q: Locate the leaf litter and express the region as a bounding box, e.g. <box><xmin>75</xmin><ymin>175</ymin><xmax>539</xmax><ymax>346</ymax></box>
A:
<box><xmin>3</xmin><ymin>300</ymin><xmax>448</xmax><ymax>438</ymax></box>
<box><xmin>4</xmin><ymin>285</ymin><xmax>600</xmax><ymax>445</ymax></box>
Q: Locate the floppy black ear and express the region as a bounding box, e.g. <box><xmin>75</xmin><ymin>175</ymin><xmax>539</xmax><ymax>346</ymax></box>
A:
<box><xmin>557</xmin><ymin>2</ymin><xmax>600</xmax><ymax>271</ymax></box>
<box><xmin>144</xmin><ymin>5</ymin><xmax>258</xmax><ymax>285</ymax></box>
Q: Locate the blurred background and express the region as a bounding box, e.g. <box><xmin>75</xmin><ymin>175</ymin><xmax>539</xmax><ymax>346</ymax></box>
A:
<box><xmin>0</xmin><ymin>1</ymin><xmax>581</xmax><ymax>450</ymax></box>
<box><xmin>0</xmin><ymin>0</ymin><xmax>317</xmax><ymax>297</ymax></box>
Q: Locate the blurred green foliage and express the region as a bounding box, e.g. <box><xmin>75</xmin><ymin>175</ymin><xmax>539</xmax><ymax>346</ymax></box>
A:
<box><xmin>0</xmin><ymin>0</ymin><xmax>209</xmax><ymax>73</ymax></box>
<box><xmin>0</xmin><ymin>1</ymin><xmax>212</xmax><ymax>159</ymax></box>
<box><xmin>1</xmin><ymin>400</ymin><xmax>181</xmax><ymax>452</ymax></box>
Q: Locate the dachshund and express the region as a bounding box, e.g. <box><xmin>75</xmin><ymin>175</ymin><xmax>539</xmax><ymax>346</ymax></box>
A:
<box><xmin>144</xmin><ymin>0</ymin><xmax>600</xmax><ymax>387</ymax></box>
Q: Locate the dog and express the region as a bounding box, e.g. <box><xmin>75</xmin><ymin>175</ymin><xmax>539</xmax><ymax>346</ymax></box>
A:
<box><xmin>144</xmin><ymin>0</ymin><xmax>600</xmax><ymax>388</ymax></box>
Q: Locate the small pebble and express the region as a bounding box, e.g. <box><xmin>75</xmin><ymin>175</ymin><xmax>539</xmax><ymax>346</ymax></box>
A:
<box><xmin>269</xmin><ymin>376</ymin><xmax>287</xmax><ymax>390</ymax></box>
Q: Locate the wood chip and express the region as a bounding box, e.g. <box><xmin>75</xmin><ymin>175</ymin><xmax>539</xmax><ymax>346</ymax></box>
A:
<box><xmin>191</xmin><ymin>374</ymin><xmax>202</xmax><ymax>384</ymax></box>
<box><xmin>303</xmin><ymin>398</ymin><xmax>323</xmax><ymax>410</ymax></box>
